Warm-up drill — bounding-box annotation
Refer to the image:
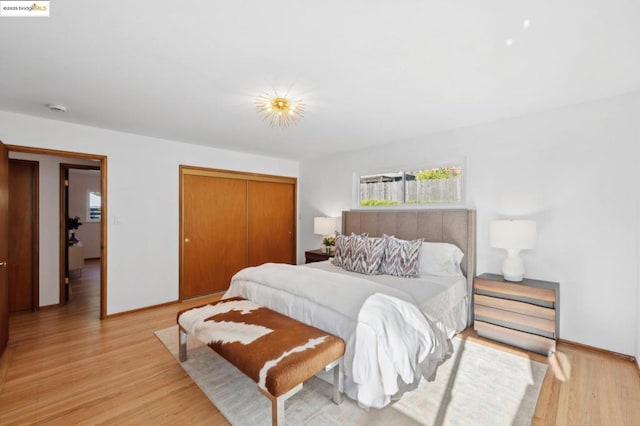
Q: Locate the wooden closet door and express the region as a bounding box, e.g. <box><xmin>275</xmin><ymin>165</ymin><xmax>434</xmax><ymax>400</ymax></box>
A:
<box><xmin>247</xmin><ymin>181</ymin><xmax>295</xmax><ymax>266</ymax></box>
<box><xmin>182</xmin><ymin>174</ymin><xmax>247</xmax><ymax>298</ymax></box>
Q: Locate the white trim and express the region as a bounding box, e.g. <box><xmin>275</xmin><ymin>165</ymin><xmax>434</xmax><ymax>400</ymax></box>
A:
<box><xmin>86</xmin><ymin>190</ymin><xmax>101</xmax><ymax>222</ymax></box>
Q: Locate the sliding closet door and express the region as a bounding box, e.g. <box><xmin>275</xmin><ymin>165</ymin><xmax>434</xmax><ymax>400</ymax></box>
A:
<box><xmin>181</xmin><ymin>173</ymin><xmax>247</xmax><ymax>298</ymax></box>
<box><xmin>180</xmin><ymin>166</ymin><xmax>297</xmax><ymax>300</ymax></box>
<box><xmin>247</xmin><ymin>180</ymin><xmax>295</xmax><ymax>266</ymax></box>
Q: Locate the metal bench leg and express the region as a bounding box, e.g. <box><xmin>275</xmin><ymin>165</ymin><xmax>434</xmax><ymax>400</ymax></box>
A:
<box><xmin>179</xmin><ymin>327</ymin><xmax>188</xmax><ymax>362</ymax></box>
<box><xmin>258</xmin><ymin>383</ymin><xmax>302</xmax><ymax>426</ymax></box>
<box><xmin>332</xmin><ymin>359</ymin><xmax>344</xmax><ymax>405</ymax></box>
<box><xmin>273</xmin><ymin>394</ymin><xmax>285</xmax><ymax>426</ymax></box>
<box><xmin>324</xmin><ymin>358</ymin><xmax>344</xmax><ymax>405</ymax></box>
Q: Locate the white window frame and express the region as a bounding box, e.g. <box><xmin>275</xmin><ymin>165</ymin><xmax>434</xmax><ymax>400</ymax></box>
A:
<box><xmin>86</xmin><ymin>190</ymin><xmax>102</xmax><ymax>222</ymax></box>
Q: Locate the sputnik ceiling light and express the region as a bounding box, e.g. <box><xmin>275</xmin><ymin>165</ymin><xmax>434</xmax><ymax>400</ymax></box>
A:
<box><xmin>255</xmin><ymin>90</ymin><xmax>305</xmax><ymax>129</ymax></box>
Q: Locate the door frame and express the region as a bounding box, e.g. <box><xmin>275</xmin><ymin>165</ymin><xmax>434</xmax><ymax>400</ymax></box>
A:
<box><xmin>6</xmin><ymin>145</ymin><xmax>108</xmax><ymax>320</ymax></box>
<box><xmin>0</xmin><ymin>141</ymin><xmax>9</xmax><ymax>355</ymax></box>
<box><xmin>60</xmin><ymin>163</ymin><xmax>101</xmax><ymax>305</ymax></box>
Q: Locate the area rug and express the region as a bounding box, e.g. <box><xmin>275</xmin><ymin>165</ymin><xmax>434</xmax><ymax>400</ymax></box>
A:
<box><xmin>155</xmin><ymin>326</ymin><xmax>547</xmax><ymax>425</ymax></box>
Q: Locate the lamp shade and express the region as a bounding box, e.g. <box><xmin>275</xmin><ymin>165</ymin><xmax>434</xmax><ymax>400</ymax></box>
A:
<box><xmin>314</xmin><ymin>217</ymin><xmax>338</xmax><ymax>235</ymax></box>
<box><xmin>489</xmin><ymin>220</ymin><xmax>537</xmax><ymax>250</ymax></box>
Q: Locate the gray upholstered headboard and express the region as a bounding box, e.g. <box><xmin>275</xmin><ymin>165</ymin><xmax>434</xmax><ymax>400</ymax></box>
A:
<box><xmin>342</xmin><ymin>209</ymin><xmax>476</xmax><ymax>326</ymax></box>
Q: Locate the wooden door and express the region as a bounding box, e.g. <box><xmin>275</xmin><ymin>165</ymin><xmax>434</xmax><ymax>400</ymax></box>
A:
<box><xmin>181</xmin><ymin>173</ymin><xmax>247</xmax><ymax>298</ymax></box>
<box><xmin>0</xmin><ymin>142</ymin><xmax>9</xmax><ymax>355</ymax></box>
<box><xmin>247</xmin><ymin>181</ymin><xmax>295</xmax><ymax>266</ymax></box>
<box><xmin>62</xmin><ymin>167</ymin><xmax>70</xmax><ymax>303</ymax></box>
<box><xmin>8</xmin><ymin>159</ymin><xmax>38</xmax><ymax>312</ymax></box>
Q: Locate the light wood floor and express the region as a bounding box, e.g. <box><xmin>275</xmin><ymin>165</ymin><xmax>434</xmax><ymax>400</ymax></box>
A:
<box><xmin>1</xmin><ymin>261</ymin><xmax>639</xmax><ymax>425</ymax></box>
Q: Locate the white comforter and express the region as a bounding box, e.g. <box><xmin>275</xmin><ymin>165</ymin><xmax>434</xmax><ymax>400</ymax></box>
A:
<box><xmin>223</xmin><ymin>263</ymin><xmax>450</xmax><ymax>408</ymax></box>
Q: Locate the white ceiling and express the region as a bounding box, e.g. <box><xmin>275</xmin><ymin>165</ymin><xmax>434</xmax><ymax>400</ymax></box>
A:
<box><xmin>1</xmin><ymin>1</ymin><xmax>639</xmax><ymax>160</ymax></box>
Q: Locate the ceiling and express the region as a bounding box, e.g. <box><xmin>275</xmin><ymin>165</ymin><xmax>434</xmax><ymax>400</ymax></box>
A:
<box><xmin>1</xmin><ymin>1</ymin><xmax>639</xmax><ymax>160</ymax></box>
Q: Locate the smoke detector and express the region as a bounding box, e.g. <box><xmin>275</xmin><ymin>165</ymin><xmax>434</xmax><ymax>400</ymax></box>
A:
<box><xmin>46</xmin><ymin>104</ymin><xmax>68</xmax><ymax>112</ymax></box>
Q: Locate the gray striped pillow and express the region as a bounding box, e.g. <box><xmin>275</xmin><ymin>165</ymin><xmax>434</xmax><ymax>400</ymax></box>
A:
<box><xmin>365</xmin><ymin>237</ymin><xmax>387</xmax><ymax>275</ymax></box>
<box><xmin>332</xmin><ymin>233</ymin><xmax>367</xmax><ymax>269</ymax></box>
<box><xmin>381</xmin><ymin>235</ymin><xmax>423</xmax><ymax>277</ymax></box>
<box><xmin>344</xmin><ymin>234</ymin><xmax>369</xmax><ymax>274</ymax></box>
<box><xmin>333</xmin><ymin>234</ymin><xmax>386</xmax><ymax>275</ymax></box>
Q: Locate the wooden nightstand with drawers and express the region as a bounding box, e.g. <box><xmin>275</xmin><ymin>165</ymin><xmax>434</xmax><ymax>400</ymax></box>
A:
<box><xmin>474</xmin><ymin>273</ymin><xmax>559</xmax><ymax>355</ymax></box>
<box><xmin>304</xmin><ymin>249</ymin><xmax>333</xmax><ymax>264</ymax></box>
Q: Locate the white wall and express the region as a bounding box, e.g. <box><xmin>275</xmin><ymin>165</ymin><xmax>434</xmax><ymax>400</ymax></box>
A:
<box><xmin>8</xmin><ymin>152</ymin><xmax>97</xmax><ymax>306</ymax></box>
<box><xmin>1</xmin><ymin>110</ymin><xmax>299</xmax><ymax>314</ymax></box>
<box><xmin>69</xmin><ymin>169</ymin><xmax>101</xmax><ymax>259</ymax></box>
<box><xmin>299</xmin><ymin>91</ymin><xmax>640</xmax><ymax>357</ymax></box>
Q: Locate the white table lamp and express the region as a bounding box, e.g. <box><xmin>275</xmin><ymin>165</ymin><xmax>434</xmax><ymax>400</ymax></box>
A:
<box><xmin>489</xmin><ymin>219</ymin><xmax>536</xmax><ymax>282</ymax></box>
<box><xmin>314</xmin><ymin>217</ymin><xmax>338</xmax><ymax>251</ymax></box>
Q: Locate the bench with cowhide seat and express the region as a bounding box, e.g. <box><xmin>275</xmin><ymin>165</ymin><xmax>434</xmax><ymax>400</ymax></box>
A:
<box><xmin>177</xmin><ymin>297</ymin><xmax>345</xmax><ymax>426</ymax></box>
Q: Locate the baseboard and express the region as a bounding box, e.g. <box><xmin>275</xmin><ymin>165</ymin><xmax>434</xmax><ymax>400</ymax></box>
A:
<box><xmin>559</xmin><ymin>338</ymin><xmax>636</xmax><ymax>364</ymax></box>
<box><xmin>37</xmin><ymin>303</ymin><xmax>61</xmax><ymax>310</ymax></box>
<box><xmin>105</xmin><ymin>299</ymin><xmax>180</xmax><ymax>318</ymax></box>
<box><xmin>105</xmin><ymin>291</ymin><xmax>226</xmax><ymax>319</ymax></box>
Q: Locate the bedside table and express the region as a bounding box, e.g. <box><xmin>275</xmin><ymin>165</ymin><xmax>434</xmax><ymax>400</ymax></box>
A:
<box><xmin>305</xmin><ymin>249</ymin><xmax>332</xmax><ymax>264</ymax></box>
<box><xmin>474</xmin><ymin>273</ymin><xmax>559</xmax><ymax>355</ymax></box>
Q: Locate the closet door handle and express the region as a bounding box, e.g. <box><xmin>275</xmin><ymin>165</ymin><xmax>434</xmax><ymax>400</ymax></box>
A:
<box><xmin>0</xmin><ymin>261</ymin><xmax>6</xmax><ymax>267</ymax></box>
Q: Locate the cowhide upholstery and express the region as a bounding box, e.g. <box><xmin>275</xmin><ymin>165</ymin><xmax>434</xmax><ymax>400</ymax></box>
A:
<box><xmin>177</xmin><ymin>297</ymin><xmax>345</xmax><ymax>423</ymax></box>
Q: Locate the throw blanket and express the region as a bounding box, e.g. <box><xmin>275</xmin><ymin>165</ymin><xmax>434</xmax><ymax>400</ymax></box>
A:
<box><xmin>224</xmin><ymin>263</ymin><xmax>449</xmax><ymax>408</ymax></box>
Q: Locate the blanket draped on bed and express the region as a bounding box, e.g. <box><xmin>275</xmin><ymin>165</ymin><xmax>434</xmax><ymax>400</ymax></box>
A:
<box><xmin>224</xmin><ymin>263</ymin><xmax>450</xmax><ymax>408</ymax></box>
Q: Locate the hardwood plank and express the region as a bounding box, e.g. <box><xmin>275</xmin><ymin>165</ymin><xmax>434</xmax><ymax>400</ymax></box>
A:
<box><xmin>0</xmin><ymin>261</ymin><xmax>229</xmax><ymax>425</ymax></box>
<box><xmin>0</xmin><ymin>261</ymin><xmax>639</xmax><ymax>425</ymax></box>
<box><xmin>459</xmin><ymin>328</ymin><xmax>640</xmax><ymax>425</ymax></box>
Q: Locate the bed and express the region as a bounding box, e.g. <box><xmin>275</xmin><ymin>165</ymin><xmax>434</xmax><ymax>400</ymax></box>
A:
<box><xmin>223</xmin><ymin>209</ymin><xmax>476</xmax><ymax>409</ymax></box>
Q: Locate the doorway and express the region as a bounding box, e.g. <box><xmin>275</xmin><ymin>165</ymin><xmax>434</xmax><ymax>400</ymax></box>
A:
<box><xmin>61</xmin><ymin>164</ymin><xmax>101</xmax><ymax>305</ymax></box>
<box><xmin>6</xmin><ymin>145</ymin><xmax>108</xmax><ymax>319</ymax></box>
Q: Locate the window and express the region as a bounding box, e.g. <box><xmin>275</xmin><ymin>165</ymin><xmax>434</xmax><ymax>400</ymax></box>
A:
<box><xmin>87</xmin><ymin>191</ymin><xmax>101</xmax><ymax>222</ymax></box>
<box><xmin>358</xmin><ymin>164</ymin><xmax>463</xmax><ymax>207</ymax></box>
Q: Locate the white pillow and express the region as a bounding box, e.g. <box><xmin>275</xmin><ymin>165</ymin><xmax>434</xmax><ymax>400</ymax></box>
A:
<box><xmin>419</xmin><ymin>242</ymin><xmax>464</xmax><ymax>276</ymax></box>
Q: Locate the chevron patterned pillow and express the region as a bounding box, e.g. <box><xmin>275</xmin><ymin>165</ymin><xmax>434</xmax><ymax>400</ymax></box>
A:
<box><xmin>380</xmin><ymin>235</ymin><xmax>424</xmax><ymax>277</ymax></box>
<box><xmin>333</xmin><ymin>233</ymin><xmax>386</xmax><ymax>275</ymax></box>
<box><xmin>343</xmin><ymin>234</ymin><xmax>369</xmax><ymax>274</ymax></box>
<box><xmin>364</xmin><ymin>237</ymin><xmax>387</xmax><ymax>275</ymax></box>
<box><xmin>332</xmin><ymin>234</ymin><xmax>348</xmax><ymax>267</ymax></box>
<box><xmin>332</xmin><ymin>233</ymin><xmax>368</xmax><ymax>269</ymax></box>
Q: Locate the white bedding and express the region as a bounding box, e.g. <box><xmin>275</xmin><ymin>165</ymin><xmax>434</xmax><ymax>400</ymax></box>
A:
<box><xmin>223</xmin><ymin>262</ymin><xmax>466</xmax><ymax>408</ymax></box>
<box><xmin>305</xmin><ymin>260</ymin><xmax>468</xmax><ymax>334</ymax></box>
